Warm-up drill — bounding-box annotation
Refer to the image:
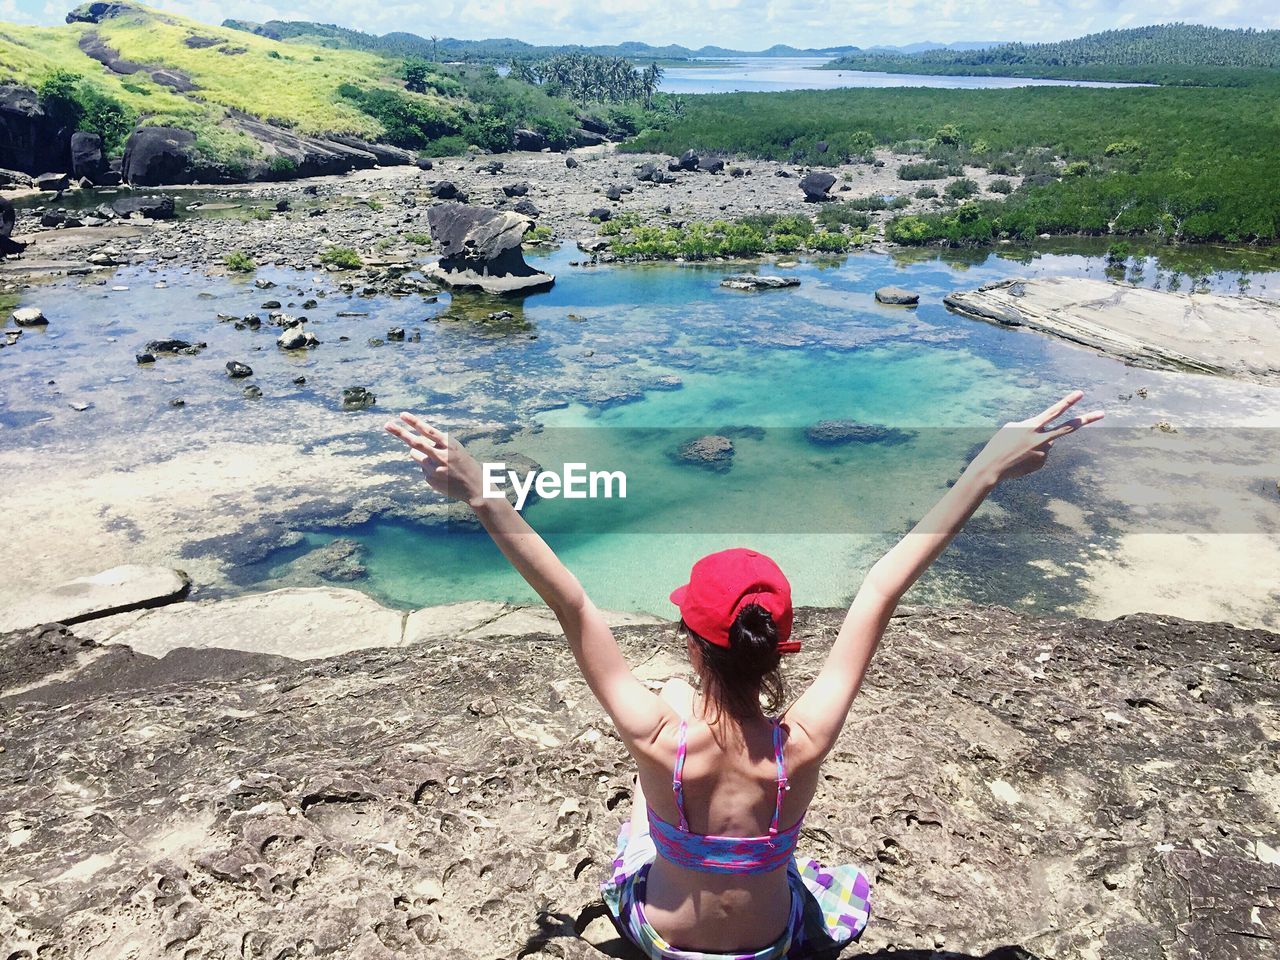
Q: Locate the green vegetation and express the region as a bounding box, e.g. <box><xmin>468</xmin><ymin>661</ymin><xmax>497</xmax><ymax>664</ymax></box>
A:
<box><xmin>899</xmin><ymin>160</ymin><xmax>957</xmax><ymax>180</ymax></box>
<box><xmin>826</xmin><ymin>24</ymin><xmax>1280</xmax><ymax>86</ymax></box>
<box><xmin>403</xmin><ymin>232</ymin><xmax>432</xmax><ymax>245</ymax></box>
<box><xmin>945</xmin><ymin>178</ymin><xmax>979</xmax><ymax>199</ymax></box>
<box><xmin>625</xmin><ymin>83</ymin><xmax>1280</xmax><ymax>243</ymax></box>
<box><xmin>524</xmin><ymin>224</ymin><xmax>555</xmax><ymax>244</ymax></box>
<box><xmin>508</xmin><ymin>54</ymin><xmax>663</xmax><ymax>107</ymax></box>
<box><xmin>600</xmin><ymin>212</ymin><xmax>859</xmax><ymax>260</ymax></box>
<box><xmin>915</xmin><ymin>185</ymin><xmax>939</xmax><ymax>199</ymax></box>
<box><xmin>36</xmin><ymin>69</ymin><xmax>136</xmax><ymax>154</ymax></box>
<box><xmin>988</xmin><ymin>178</ymin><xmax>1013</xmax><ymax>194</ymax></box>
<box><xmin>320</xmin><ymin>246</ymin><xmax>363</xmax><ymax>269</ymax></box>
<box><xmin>224</xmin><ymin>250</ymin><xmax>255</xmax><ymax>272</ymax></box>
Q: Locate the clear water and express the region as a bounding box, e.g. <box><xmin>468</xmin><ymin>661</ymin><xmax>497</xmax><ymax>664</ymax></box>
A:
<box><xmin>4</xmin><ymin>241</ymin><xmax>1277</xmax><ymax>617</ymax></box>
<box><xmin>658</xmin><ymin>57</ymin><xmax>1147</xmax><ymax>94</ymax></box>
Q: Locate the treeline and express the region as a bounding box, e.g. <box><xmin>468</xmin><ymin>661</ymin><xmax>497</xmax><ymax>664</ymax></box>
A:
<box><xmin>624</xmin><ymin>83</ymin><xmax>1280</xmax><ymax>244</ymax></box>
<box><xmin>508</xmin><ymin>55</ymin><xmax>663</xmax><ymax>107</ymax></box>
<box><xmin>828</xmin><ymin>23</ymin><xmax>1280</xmax><ymax>85</ymax></box>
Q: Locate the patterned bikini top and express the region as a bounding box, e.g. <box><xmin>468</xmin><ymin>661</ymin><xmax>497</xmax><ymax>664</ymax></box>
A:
<box><xmin>647</xmin><ymin>717</ymin><xmax>802</xmax><ymax>874</ymax></box>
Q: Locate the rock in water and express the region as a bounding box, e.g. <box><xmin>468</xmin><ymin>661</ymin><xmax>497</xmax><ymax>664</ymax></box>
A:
<box><xmin>804</xmin><ymin>420</ymin><xmax>915</xmax><ymax>447</ymax></box>
<box><xmin>875</xmin><ymin>286</ymin><xmax>921</xmax><ymax>305</ymax></box>
<box><xmin>720</xmin><ymin>275</ymin><xmax>801</xmax><ymax>291</ymax></box>
<box><xmin>144</xmin><ymin>338</ymin><xmax>204</xmax><ymax>356</ymax></box>
<box><xmin>225</xmin><ymin>360</ymin><xmax>253</xmax><ymax>378</ymax></box>
<box><xmin>424</xmin><ymin>203</ymin><xmax>554</xmax><ymax>296</ymax></box>
<box><xmin>800</xmin><ymin>171</ymin><xmax>837</xmax><ymax>202</ymax></box>
<box><xmin>11</xmin><ymin>307</ymin><xmax>47</xmax><ymax>326</ymax></box>
<box><xmin>673</xmin><ymin>434</ymin><xmax>735</xmax><ymax>472</ymax></box>
<box><xmin>111</xmin><ymin>195</ymin><xmax>176</xmax><ymax>220</ymax></box>
<box><xmin>341</xmin><ymin>386</ymin><xmax>376</xmax><ymax>410</ymax></box>
<box><xmin>277</xmin><ymin>321</ymin><xmax>320</xmax><ymax>350</ymax></box>
<box><xmin>0</xmin><ymin>564</ymin><xmax>190</xmax><ymax>633</ymax></box>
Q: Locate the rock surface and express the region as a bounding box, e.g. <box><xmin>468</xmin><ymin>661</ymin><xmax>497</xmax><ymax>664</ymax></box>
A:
<box><xmin>874</xmin><ymin>285</ymin><xmax>920</xmax><ymax>305</ymax></box>
<box><xmin>720</xmin><ymin>274</ymin><xmax>801</xmax><ymax>291</ymax></box>
<box><xmin>0</xmin><ymin>564</ymin><xmax>190</xmax><ymax>633</ymax></box>
<box><xmin>1</xmin><ymin>605</ymin><xmax>1277</xmax><ymax>959</ymax></box>
<box><xmin>944</xmin><ymin>277</ymin><xmax>1280</xmax><ymax>384</ymax></box>
<box><xmin>673</xmin><ymin>434</ymin><xmax>735</xmax><ymax>472</ymax></box>
<box><xmin>424</xmin><ymin>203</ymin><xmax>554</xmax><ymax>295</ymax></box>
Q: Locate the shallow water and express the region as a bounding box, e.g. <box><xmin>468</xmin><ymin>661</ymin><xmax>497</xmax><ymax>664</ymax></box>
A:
<box><xmin>658</xmin><ymin>57</ymin><xmax>1147</xmax><ymax>94</ymax></box>
<box><xmin>3</xmin><ymin>242</ymin><xmax>1277</xmax><ymax>618</ymax></box>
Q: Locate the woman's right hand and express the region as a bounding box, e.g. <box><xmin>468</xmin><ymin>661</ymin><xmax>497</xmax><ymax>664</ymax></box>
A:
<box><xmin>969</xmin><ymin>390</ymin><xmax>1105</xmax><ymax>485</ymax></box>
<box><xmin>384</xmin><ymin>412</ymin><xmax>488</xmax><ymax>506</ymax></box>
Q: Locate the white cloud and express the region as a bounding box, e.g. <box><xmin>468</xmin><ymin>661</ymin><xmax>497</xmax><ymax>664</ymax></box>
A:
<box><xmin>9</xmin><ymin>0</ymin><xmax>1280</xmax><ymax>48</ymax></box>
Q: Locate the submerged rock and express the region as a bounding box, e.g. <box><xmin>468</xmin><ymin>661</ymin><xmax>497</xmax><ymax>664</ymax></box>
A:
<box><xmin>144</xmin><ymin>338</ymin><xmax>205</xmax><ymax>356</ymax></box>
<box><xmin>673</xmin><ymin>434</ymin><xmax>735</xmax><ymax>472</ymax></box>
<box><xmin>720</xmin><ymin>275</ymin><xmax>801</xmax><ymax>291</ymax></box>
<box><xmin>341</xmin><ymin>385</ymin><xmax>376</xmax><ymax>410</ymax></box>
<box><xmin>804</xmin><ymin>420</ymin><xmax>915</xmax><ymax>447</ymax></box>
<box><xmin>424</xmin><ymin>203</ymin><xmax>554</xmax><ymax>296</ymax></box>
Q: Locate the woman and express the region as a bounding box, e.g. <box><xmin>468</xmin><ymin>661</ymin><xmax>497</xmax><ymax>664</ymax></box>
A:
<box><xmin>385</xmin><ymin>391</ymin><xmax>1103</xmax><ymax>960</ymax></box>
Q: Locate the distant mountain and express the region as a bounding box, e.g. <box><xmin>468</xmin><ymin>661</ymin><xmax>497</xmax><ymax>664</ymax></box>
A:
<box><xmin>829</xmin><ymin>23</ymin><xmax>1280</xmax><ymax>72</ymax></box>
<box><xmin>221</xmin><ymin>19</ymin><xmax>859</xmax><ymax>62</ymax></box>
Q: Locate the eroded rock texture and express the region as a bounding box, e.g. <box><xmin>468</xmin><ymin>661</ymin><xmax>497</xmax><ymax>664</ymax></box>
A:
<box><xmin>1</xmin><ymin>606</ymin><xmax>1277</xmax><ymax>960</ymax></box>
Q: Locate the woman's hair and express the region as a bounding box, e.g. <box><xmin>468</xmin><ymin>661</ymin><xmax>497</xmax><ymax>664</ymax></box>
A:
<box><xmin>682</xmin><ymin>603</ymin><xmax>785</xmax><ymax>723</ymax></box>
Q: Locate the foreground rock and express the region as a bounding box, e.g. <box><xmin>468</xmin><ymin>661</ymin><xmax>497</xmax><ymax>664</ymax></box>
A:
<box><xmin>720</xmin><ymin>274</ymin><xmax>801</xmax><ymax>291</ymax></box>
<box><xmin>424</xmin><ymin>203</ymin><xmax>554</xmax><ymax>295</ymax></box>
<box><xmin>800</xmin><ymin>171</ymin><xmax>837</xmax><ymax>201</ymax></box>
<box><xmin>0</xmin><ymin>564</ymin><xmax>190</xmax><ymax>633</ymax></box>
<box><xmin>875</xmin><ymin>285</ymin><xmax>920</xmax><ymax>305</ymax></box>
<box><xmin>944</xmin><ymin>277</ymin><xmax>1280</xmax><ymax>384</ymax></box>
<box><xmin>1</xmin><ymin>605</ymin><xmax>1276</xmax><ymax>959</ymax></box>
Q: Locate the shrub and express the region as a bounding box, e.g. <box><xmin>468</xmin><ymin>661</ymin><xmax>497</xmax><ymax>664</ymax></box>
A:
<box><xmin>339</xmin><ymin>84</ymin><xmax>463</xmax><ymax>150</ymax></box>
<box><xmin>1064</xmin><ymin>161</ymin><xmax>1091</xmax><ymax>177</ymax></box>
<box><xmin>899</xmin><ymin>161</ymin><xmax>950</xmax><ymax>181</ymax></box>
<box><xmin>403</xmin><ymin>232</ymin><xmax>432</xmax><ymax>245</ymax></box>
<box><xmin>946</xmin><ymin>178</ymin><xmax>979</xmax><ymax>199</ymax></box>
<box><xmin>886</xmin><ymin>216</ymin><xmax>931</xmax><ymax>243</ymax></box>
<box><xmin>817</xmin><ymin>205</ymin><xmax>871</xmax><ymax>230</ymax></box>
<box><xmin>935</xmin><ymin>123</ymin><xmax>962</xmax><ymax>145</ymax></box>
<box><xmin>224</xmin><ymin>251</ymin><xmax>255</xmax><ymax>272</ymax></box>
<box><xmin>268</xmin><ymin>156</ymin><xmax>298</xmax><ymax>177</ymax></box>
<box><xmin>1104</xmin><ymin>139</ymin><xmax>1141</xmax><ymax>156</ymax></box>
<box><xmin>1106</xmin><ymin>241</ymin><xmax>1131</xmax><ymax>264</ymax></box>
<box><xmin>915</xmin><ymin>185</ymin><xmax>939</xmax><ymax>199</ymax></box>
<box><xmin>320</xmin><ymin>247</ymin><xmax>363</xmax><ymax>269</ymax></box>
<box><xmin>37</xmin><ymin>69</ymin><xmax>136</xmax><ymax>155</ymax></box>
<box><xmin>807</xmin><ymin>230</ymin><xmax>851</xmax><ymax>252</ymax></box>
<box><xmin>988</xmin><ymin>178</ymin><xmax>1013</xmax><ymax>194</ymax></box>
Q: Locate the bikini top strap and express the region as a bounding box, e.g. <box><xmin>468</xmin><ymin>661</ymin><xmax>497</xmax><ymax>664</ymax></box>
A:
<box><xmin>770</xmin><ymin>717</ymin><xmax>788</xmax><ymax>836</ymax></box>
<box><xmin>673</xmin><ymin>718</ymin><xmax>690</xmax><ymax>832</ymax></box>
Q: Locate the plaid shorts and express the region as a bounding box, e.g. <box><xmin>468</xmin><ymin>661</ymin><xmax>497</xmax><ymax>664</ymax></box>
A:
<box><xmin>601</xmin><ymin>820</ymin><xmax>872</xmax><ymax>960</ymax></box>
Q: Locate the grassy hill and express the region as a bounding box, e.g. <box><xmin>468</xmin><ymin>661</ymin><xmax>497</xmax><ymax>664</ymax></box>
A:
<box><xmin>827</xmin><ymin>23</ymin><xmax>1280</xmax><ymax>86</ymax></box>
<box><xmin>0</xmin><ymin>3</ymin><xmax>580</xmax><ymax>166</ymax></box>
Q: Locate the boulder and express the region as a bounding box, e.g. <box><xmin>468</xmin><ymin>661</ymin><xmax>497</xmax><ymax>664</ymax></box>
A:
<box><xmin>0</xmin><ymin>167</ymin><xmax>34</xmax><ymax>188</ymax></box>
<box><xmin>636</xmin><ymin>162</ymin><xmax>670</xmax><ymax>184</ymax></box>
<box><xmin>0</xmin><ymin>564</ymin><xmax>190</xmax><ymax>633</ymax></box>
<box><xmin>111</xmin><ymin>195</ymin><xmax>176</xmax><ymax>219</ymax></box>
<box><xmin>121</xmin><ymin>126</ymin><xmax>197</xmax><ymax>186</ymax></box>
<box><xmin>604</xmin><ymin>184</ymin><xmax>624</xmax><ymax>202</ymax></box>
<box><xmin>676</xmin><ymin>149</ymin><xmax>699</xmax><ymax>171</ymax></box>
<box><xmin>0</xmin><ymin>85</ymin><xmax>67</xmax><ymax>175</ymax></box>
<box><xmin>565</xmin><ymin>156</ymin><xmax>579</xmax><ymax>169</ymax></box>
<box><xmin>144</xmin><ymin>338</ymin><xmax>205</xmax><ymax>356</ymax></box>
<box><xmin>430</xmin><ymin>180</ymin><xmax>462</xmax><ymax>200</ymax></box>
<box><xmin>673</xmin><ymin>435</ymin><xmax>735</xmax><ymax>472</ymax></box>
<box><xmin>697</xmin><ymin>156</ymin><xmax>725</xmax><ymax>174</ymax></box>
<box><xmin>720</xmin><ymin>275</ymin><xmax>801</xmax><ymax>291</ymax></box>
<box><xmin>803</xmin><ymin>420</ymin><xmax>914</xmax><ymax>447</ymax></box>
<box><xmin>501</xmin><ymin>181</ymin><xmax>530</xmax><ymax>198</ymax></box>
<box><xmin>575</xmin><ymin>112</ymin><xmax>609</xmax><ymax>135</ymax></box>
<box><xmin>513</xmin><ymin>128</ymin><xmax>547</xmax><ymax>151</ymax></box>
<box><xmin>225</xmin><ymin>360</ymin><xmax>253</xmax><ymax>378</ymax></box>
<box><xmin>416</xmin><ymin>157</ymin><xmax>434</xmax><ymax>170</ymax></box>
<box><xmin>11</xmin><ymin>307</ymin><xmax>47</xmax><ymax>327</ymax></box>
<box><xmin>69</xmin><ymin>131</ymin><xmax>105</xmax><ymax>181</ymax></box>
<box><xmin>0</xmin><ymin>196</ymin><xmax>15</xmax><ymax>239</ymax></box>
<box><xmin>423</xmin><ymin>203</ymin><xmax>554</xmax><ymax>296</ymax></box>
<box><xmin>277</xmin><ymin>321</ymin><xmax>319</xmax><ymax>350</ymax></box>
<box><xmin>800</xmin><ymin>171</ymin><xmax>837</xmax><ymax>202</ymax></box>
<box><xmin>573</xmin><ymin>128</ymin><xmax>607</xmax><ymax>148</ymax></box>
<box><xmin>875</xmin><ymin>286</ymin><xmax>920</xmax><ymax>305</ymax></box>
<box><xmin>512</xmin><ymin>198</ymin><xmax>540</xmax><ymax>218</ymax></box>
<box><xmin>34</xmin><ymin>172</ymin><xmax>71</xmax><ymax>192</ymax></box>
<box><xmin>588</xmin><ymin>207</ymin><xmax>611</xmax><ymax>222</ymax></box>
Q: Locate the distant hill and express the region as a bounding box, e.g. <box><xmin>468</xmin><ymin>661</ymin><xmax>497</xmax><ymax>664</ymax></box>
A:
<box><xmin>222</xmin><ymin>19</ymin><xmax>861</xmax><ymax>62</ymax></box>
<box><xmin>827</xmin><ymin>23</ymin><xmax>1280</xmax><ymax>81</ymax></box>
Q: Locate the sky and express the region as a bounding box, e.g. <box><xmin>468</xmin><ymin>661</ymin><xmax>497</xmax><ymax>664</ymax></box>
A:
<box><xmin>3</xmin><ymin>0</ymin><xmax>1278</xmax><ymax>50</ymax></box>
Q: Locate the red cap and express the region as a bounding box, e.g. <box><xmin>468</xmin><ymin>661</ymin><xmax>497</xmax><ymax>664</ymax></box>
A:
<box><xmin>669</xmin><ymin>548</ymin><xmax>799</xmax><ymax>654</ymax></box>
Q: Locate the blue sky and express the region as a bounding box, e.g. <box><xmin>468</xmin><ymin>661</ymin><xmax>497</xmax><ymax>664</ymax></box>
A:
<box><xmin>3</xmin><ymin>0</ymin><xmax>1277</xmax><ymax>49</ymax></box>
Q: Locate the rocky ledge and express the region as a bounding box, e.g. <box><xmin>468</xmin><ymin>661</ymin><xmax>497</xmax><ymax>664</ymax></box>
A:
<box><xmin>2</xmin><ymin>598</ymin><xmax>1277</xmax><ymax>959</ymax></box>
<box><xmin>944</xmin><ymin>277</ymin><xmax>1280</xmax><ymax>384</ymax></box>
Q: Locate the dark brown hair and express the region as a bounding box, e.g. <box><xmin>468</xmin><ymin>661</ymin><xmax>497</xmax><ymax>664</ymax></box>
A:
<box><xmin>683</xmin><ymin>603</ymin><xmax>785</xmax><ymax>723</ymax></box>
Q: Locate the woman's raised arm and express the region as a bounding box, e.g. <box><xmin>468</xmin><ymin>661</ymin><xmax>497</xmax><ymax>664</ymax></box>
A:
<box><xmin>786</xmin><ymin>391</ymin><xmax>1104</xmax><ymax>755</ymax></box>
<box><xmin>385</xmin><ymin>412</ymin><xmax>670</xmax><ymax>746</ymax></box>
